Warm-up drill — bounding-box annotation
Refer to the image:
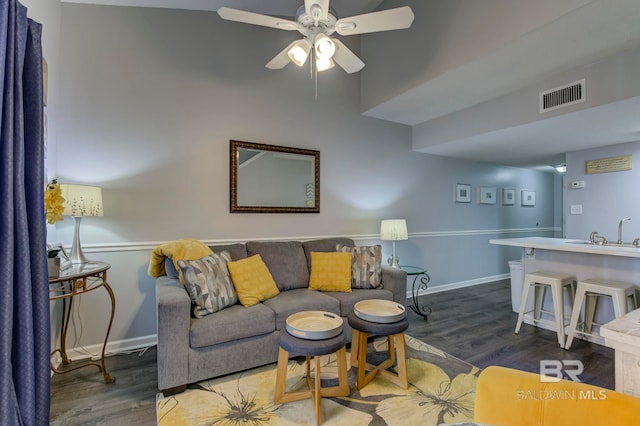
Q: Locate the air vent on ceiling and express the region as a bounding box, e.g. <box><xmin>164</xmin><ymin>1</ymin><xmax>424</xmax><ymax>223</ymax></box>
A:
<box><xmin>539</xmin><ymin>78</ymin><xmax>585</xmax><ymax>113</ymax></box>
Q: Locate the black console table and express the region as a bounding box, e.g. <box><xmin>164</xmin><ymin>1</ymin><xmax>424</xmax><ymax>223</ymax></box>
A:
<box><xmin>401</xmin><ymin>265</ymin><xmax>431</xmax><ymax>320</ymax></box>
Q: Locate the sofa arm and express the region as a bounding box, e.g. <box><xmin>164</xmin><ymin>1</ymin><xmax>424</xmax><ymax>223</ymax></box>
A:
<box><xmin>156</xmin><ymin>275</ymin><xmax>191</xmax><ymax>392</ymax></box>
<box><xmin>381</xmin><ymin>266</ymin><xmax>407</xmax><ymax>307</ymax></box>
<box><xmin>475</xmin><ymin>365</ymin><xmax>640</xmax><ymax>426</ymax></box>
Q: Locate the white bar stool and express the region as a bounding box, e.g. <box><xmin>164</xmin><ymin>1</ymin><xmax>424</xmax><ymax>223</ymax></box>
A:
<box><xmin>565</xmin><ymin>278</ymin><xmax>638</xmax><ymax>350</ymax></box>
<box><xmin>514</xmin><ymin>271</ymin><xmax>576</xmax><ymax>348</ymax></box>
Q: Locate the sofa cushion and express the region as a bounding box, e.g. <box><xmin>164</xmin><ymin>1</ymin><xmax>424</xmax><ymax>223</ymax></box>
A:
<box><xmin>178</xmin><ymin>251</ymin><xmax>237</xmax><ymax>318</ymax></box>
<box><xmin>308</xmin><ymin>252</ymin><xmax>352</xmax><ymax>292</ymax></box>
<box><xmin>337</xmin><ymin>244</ymin><xmax>383</xmax><ymax>289</ymax></box>
<box><xmin>246</xmin><ymin>241</ymin><xmax>309</xmax><ymax>291</ymax></box>
<box><xmin>302</xmin><ymin>238</ymin><xmax>355</xmax><ymax>270</ymax></box>
<box><xmin>189</xmin><ymin>303</ymin><xmax>275</xmax><ymax>348</ymax></box>
<box><xmin>262</xmin><ymin>289</ymin><xmax>340</xmax><ymax>330</ymax></box>
<box><xmin>227</xmin><ymin>255</ymin><xmax>280</xmax><ymax>307</ymax></box>
<box><xmin>209</xmin><ymin>243</ymin><xmax>248</xmax><ymax>261</ymax></box>
<box><xmin>328</xmin><ymin>289</ymin><xmax>394</xmax><ymax>316</ymax></box>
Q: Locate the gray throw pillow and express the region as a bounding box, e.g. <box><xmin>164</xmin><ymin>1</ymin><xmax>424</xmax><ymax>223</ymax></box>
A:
<box><xmin>337</xmin><ymin>244</ymin><xmax>383</xmax><ymax>289</ymax></box>
<box><xmin>178</xmin><ymin>251</ymin><xmax>237</xmax><ymax>318</ymax></box>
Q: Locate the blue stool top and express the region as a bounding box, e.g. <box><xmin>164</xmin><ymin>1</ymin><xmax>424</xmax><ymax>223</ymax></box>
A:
<box><xmin>348</xmin><ymin>311</ymin><xmax>409</xmax><ymax>336</ymax></box>
<box><xmin>279</xmin><ymin>328</ymin><xmax>347</xmax><ymax>356</ymax></box>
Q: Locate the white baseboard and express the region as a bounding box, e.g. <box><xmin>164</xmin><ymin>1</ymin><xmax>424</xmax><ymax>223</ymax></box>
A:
<box><xmin>51</xmin><ymin>334</ymin><xmax>157</xmax><ymax>368</ymax></box>
<box><xmin>406</xmin><ymin>273</ymin><xmax>510</xmax><ymax>299</ymax></box>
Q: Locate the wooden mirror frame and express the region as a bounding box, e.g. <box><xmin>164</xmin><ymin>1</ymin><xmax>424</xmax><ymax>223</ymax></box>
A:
<box><xmin>230</xmin><ymin>140</ymin><xmax>320</xmax><ymax>213</ymax></box>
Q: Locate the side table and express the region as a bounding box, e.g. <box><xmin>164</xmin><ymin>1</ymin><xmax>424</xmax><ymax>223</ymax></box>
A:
<box><xmin>49</xmin><ymin>261</ymin><xmax>116</xmax><ymax>384</ymax></box>
<box><xmin>400</xmin><ymin>265</ymin><xmax>431</xmax><ymax>320</ymax></box>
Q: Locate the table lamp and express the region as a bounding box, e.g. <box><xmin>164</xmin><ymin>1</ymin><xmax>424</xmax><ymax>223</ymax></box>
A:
<box><xmin>60</xmin><ymin>184</ymin><xmax>104</xmax><ymax>264</ymax></box>
<box><xmin>380</xmin><ymin>219</ymin><xmax>408</xmax><ymax>268</ymax></box>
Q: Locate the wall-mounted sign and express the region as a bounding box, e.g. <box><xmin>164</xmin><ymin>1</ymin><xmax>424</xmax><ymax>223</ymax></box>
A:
<box><xmin>585</xmin><ymin>155</ymin><xmax>632</xmax><ymax>174</ymax></box>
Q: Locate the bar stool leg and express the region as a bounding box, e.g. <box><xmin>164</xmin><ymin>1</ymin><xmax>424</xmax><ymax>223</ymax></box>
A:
<box><xmin>314</xmin><ymin>356</ymin><xmax>321</xmax><ymax>425</ymax></box>
<box><xmin>515</xmin><ymin>278</ymin><xmax>533</xmax><ymax>334</ymax></box>
<box><xmin>611</xmin><ymin>291</ymin><xmax>629</xmax><ymax>319</ymax></box>
<box><xmin>565</xmin><ymin>288</ymin><xmax>586</xmax><ymax>350</ymax></box>
<box><xmin>584</xmin><ymin>293</ymin><xmax>598</xmax><ymax>333</ymax></box>
<box><xmin>550</xmin><ymin>282</ymin><xmax>566</xmax><ymax>347</ymax></box>
<box><xmin>274</xmin><ymin>347</ymin><xmax>290</xmax><ymax>404</ymax></box>
<box><xmin>534</xmin><ymin>285</ymin><xmax>547</xmax><ymax>321</ymax></box>
<box><xmin>629</xmin><ymin>292</ymin><xmax>639</xmax><ymax>312</ymax></box>
<box><xmin>356</xmin><ymin>330</ymin><xmax>369</xmax><ymax>390</ymax></box>
<box><xmin>350</xmin><ymin>329</ymin><xmax>360</xmax><ymax>368</ymax></box>
<box><xmin>395</xmin><ymin>333</ymin><xmax>408</xmax><ymax>389</ymax></box>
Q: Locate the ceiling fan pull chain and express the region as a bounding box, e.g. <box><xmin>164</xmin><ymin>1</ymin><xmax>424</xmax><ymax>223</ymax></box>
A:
<box><xmin>314</xmin><ymin>65</ymin><xmax>318</xmax><ymax>100</ymax></box>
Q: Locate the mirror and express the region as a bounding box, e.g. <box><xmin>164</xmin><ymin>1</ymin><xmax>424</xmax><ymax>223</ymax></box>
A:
<box><xmin>230</xmin><ymin>140</ymin><xmax>320</xmax><ymax>213</ymax></box>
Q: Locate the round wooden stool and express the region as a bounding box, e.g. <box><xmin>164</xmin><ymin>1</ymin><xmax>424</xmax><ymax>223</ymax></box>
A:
<box><xmin>347</xmin><ymin>311</ymin><xmax>409</xmax><ymax>390</ymax></box>
<box><xmin>274</xmin><ymin>329</ymin><xmax>350</xmax><ymax>425</ymax></box>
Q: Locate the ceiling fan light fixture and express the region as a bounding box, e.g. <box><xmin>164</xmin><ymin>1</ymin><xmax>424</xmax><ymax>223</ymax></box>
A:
<box><xmin>314</xmin><ymin>34</ymin><xmax>336</xmax><ymax>60</ymax></box>
<box><xmin>316</xmin><ymin>56</ymin><xmax>335</xmax><ymax>72</ymax></box>
<box><xmin>287</xmin><ymin>39</ymin><xmax>311</xmax><ymax>66</ymax></box>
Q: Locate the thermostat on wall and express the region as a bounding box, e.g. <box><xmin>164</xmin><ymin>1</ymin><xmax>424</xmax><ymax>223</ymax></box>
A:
<box><xmin>570</xmin><ymin>180</ymin><xmax>585</xmax><ymax>189</ymax></box>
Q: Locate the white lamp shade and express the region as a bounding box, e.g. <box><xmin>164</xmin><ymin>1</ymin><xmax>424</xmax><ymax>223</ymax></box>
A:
<box><xmin>60</xmin><ymin>184</ymin><xmax>104</xmax><ymax>217</ymax></box>
<box><xmin>287</xmin><ymin>39</ymin><xmax>311</xmax><ymax>67</ymax></box>
<box><xmin>314</xmin><ymin>34</ymin><xmax>336</xmax><ymax>59</ymax></box>
<box><xmin>315</xmin><ymin>56</ymin><xmax>335</xmax><ymax>72</ymax></box>
<box><xmin>380</xmin><ymin>219</ymin><xmax>408</xmax><ymax>241</ymax></box>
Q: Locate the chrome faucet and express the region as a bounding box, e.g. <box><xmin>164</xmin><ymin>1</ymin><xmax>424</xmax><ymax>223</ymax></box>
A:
<box><xmin>589</xmin><ymin>231</ymin><xmax>608</xmax><ymax>245</ymax></box>
<box><xmin>618</xmin><ymin>217</ymin><xmax>631</xmax><ymax>245</ymax></box>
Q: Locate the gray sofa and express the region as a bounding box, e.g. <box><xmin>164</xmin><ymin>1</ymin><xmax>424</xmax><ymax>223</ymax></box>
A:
<box><xmin>155</xmin><ymin>237</ymin><xmax>407</xmax><ymax>395</ymax></box>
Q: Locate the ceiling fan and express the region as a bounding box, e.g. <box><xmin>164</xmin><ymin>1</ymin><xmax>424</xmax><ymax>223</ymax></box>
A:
<box><xmin>217</xmin><ymin>0</ymin><xmax>414</xmax><ymax>74</ymax></box>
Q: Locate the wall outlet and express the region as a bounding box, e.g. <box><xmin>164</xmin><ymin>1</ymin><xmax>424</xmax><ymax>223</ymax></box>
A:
<box><xmin>570</xmin><ymin>180</ymin><xmax>585</xmax><ymax>189</ymax></box>
<box><xmin>570</xmin><ymin>204</ymin><xmax>583</xmax><ymax>214</ymax></box>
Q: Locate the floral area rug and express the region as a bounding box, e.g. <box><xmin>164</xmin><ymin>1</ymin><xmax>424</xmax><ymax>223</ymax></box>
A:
<box><xmin>156</xmin><ymin>335</ymin><xmax>480</xmax><ymax>425</ymax></box>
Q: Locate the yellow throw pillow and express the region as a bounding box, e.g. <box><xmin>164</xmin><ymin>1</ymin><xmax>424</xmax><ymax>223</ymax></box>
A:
<box><xmin>227</xmin><ymin>254</ymin><xmax>280</xmax><ymax>307</ymax></box>
<box><xmin>309</xmin><ymin>252</ymin><xmax>352</xmax><ymax>292</ymax></box>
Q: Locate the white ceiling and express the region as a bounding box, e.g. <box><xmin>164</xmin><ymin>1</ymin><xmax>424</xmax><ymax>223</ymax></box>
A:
<box><xmin>63</xmin><ymin>0</ymin><xmax>640</xmax><ymax>171</ymax></box>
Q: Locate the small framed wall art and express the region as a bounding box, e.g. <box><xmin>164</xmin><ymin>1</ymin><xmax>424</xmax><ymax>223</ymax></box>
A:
<box><xmin>455</xmin><ymin>183</ymin><xmax>471</xmax><ymax>203</ymax></box>
<box><xmin>521</xmin><ymin>190</ymin><xmax>536</xmax><ymax>207</ymax></box>
<box><xmin>479</xmin><ymin>187</ymin><xmax>497</xmax><ymax>204</ymax></box>
<box><xmin>502</xmin><ymin>188</ymin><xmax>515</xmax><ymax>205</ymax></box>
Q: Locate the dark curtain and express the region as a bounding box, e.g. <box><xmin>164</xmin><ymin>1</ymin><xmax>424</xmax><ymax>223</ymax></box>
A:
<box><xmin>0</xmin><ymin>0</ymin><xmax>50</xmax><ymax>424</ymax></box>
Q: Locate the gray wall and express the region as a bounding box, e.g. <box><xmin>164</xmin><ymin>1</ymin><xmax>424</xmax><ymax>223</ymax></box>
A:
<box><xmin>47</xmin><ymin>5</ymin><xmax>555</xmax><ymax>354</ymax></box>
<box><xmin>565</xmin><ymin>140</ymin><xmax>640</xmax><ymax>240</ymax></box>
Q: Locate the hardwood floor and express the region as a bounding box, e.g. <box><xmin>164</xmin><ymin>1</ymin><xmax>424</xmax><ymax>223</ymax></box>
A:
<box><xmin>49</xmin><ymin>279</ymin><xmax>615</xmax><ymax>424</ymax></box>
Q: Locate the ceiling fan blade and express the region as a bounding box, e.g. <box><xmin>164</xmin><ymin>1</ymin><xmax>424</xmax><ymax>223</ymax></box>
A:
<box><xmin>218</xmin><ymin>7</ymin><xmax>298</xmax><ymax>31</ymax></box>
<box><xmin>304</xmin><ymin>0</ymin><xmax>330</xmax><ymax>21</ymax></box>
<box><xmin>335</xmin><ymin>6</ymin><xmax>415</xmax><ymax>36</ymax></box>
<box><xmin>332</xmin><ymin>39</ymin><xmax>365</xmax><ymax>74</ymax></box>
<box><xmin>265</xmin><ymin>41</ymin><xmax>299</xmax><ymax>69</ymax></box>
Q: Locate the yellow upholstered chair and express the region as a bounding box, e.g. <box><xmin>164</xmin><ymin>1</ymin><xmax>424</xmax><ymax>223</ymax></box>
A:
<box><xmin>474</xmin><ymin>365</ymin><xmax>640</xmax><ymax>426</ymax></box>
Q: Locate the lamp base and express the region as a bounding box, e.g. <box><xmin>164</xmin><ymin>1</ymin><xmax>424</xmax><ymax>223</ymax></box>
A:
<box><xmin>388</xmin><ymin>255</ymin><xmax>401</xmax><ymax>269</ymax></box>
<box><xmin>388</xmin><ymin>241</ymin><xmax>401</xmax><ymax>268</ymax></box>
<box><xmin>70</xmin><ymin>216</ymin><xmax>89</xmax><ymax>264</ymax></box>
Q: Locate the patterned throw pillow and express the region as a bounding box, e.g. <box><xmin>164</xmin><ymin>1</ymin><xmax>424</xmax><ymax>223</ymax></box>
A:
<box><xmin>178</xmin><ymin>251</ymin><xmax>237</xmax><ymax>318</ymax></box>
<box><xmin>337</xmin><ymin>244</ymin><xmax>382</xmax><ymax>289</ymax></box>
<box><xmin>308</xmin><ymin>252</ymin><xmax>352</xmax><ymax>292</ymax></box>
<box><xmin>227</xmin><ymin>254</ymin><xmax>280</xmax><ymax>307</ymax></box>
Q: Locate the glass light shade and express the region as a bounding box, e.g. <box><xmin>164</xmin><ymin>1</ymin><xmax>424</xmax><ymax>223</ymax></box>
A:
<box><xmin>60</xmin><ymin>184</ymin><xmax>104</xmax><ymax>217</ymax></box>
<box><xmin>314</xmin><ymin>34</ymin><xmax>335</xmax><ymax>59</ymax></box>
<box><xmin>287</xmin><ymin>39</ymin><xmax>311</xmax><ymax>67</ymax></box>
<box><xmin>380</xmin><ymin>219</ymin><xmax>408</xmax><ymax>241</ymax></box>
<box><xmin>315</xmin><ymin>56</ymin><xmax>334</xmax><ymax>72</ymax></box>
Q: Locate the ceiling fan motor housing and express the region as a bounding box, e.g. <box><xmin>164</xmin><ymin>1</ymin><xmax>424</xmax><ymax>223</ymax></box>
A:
<box><xmin>295</xmin><ymin>4</ymin><xmax>337</xmax><ymax>36</ymax></box>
